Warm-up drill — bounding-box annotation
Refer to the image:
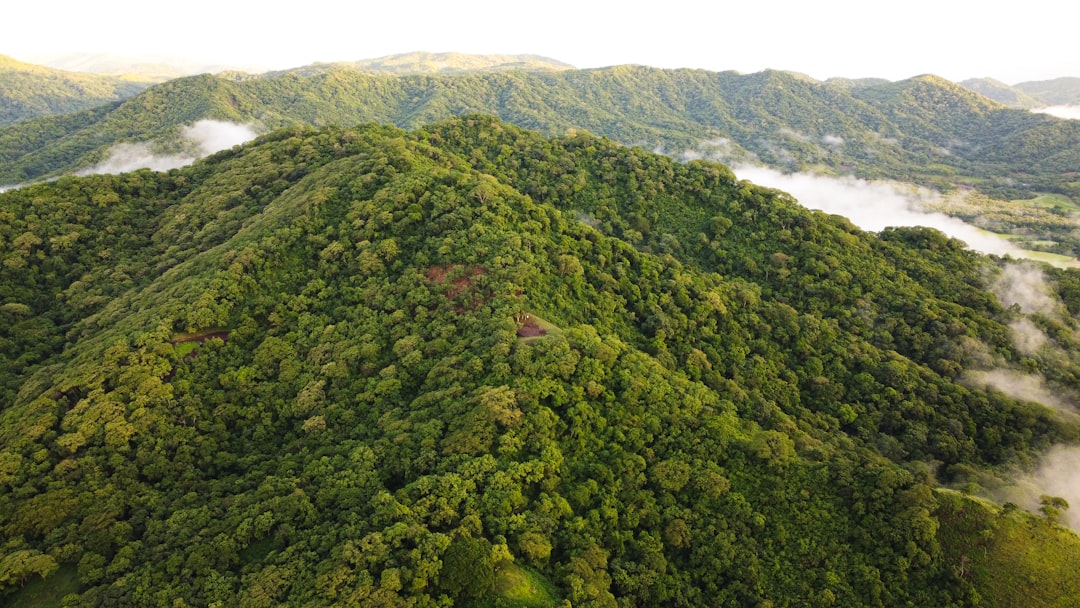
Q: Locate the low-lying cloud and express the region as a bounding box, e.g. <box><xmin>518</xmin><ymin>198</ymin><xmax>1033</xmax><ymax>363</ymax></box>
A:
<box><xmin>991</xmin><ymin>263</ymin><xmax>1060</xmax><ymax>316</ymax></box>
<box><xmin>994</xmin><ymin>445</ymin><xmax>1080</xmax><ymax>532</ymax></box>
<box><xmin>1028</xmin><ymin>446</ymin><xmax>1080</xmax><ymax>530</ymax></box>
<box><xmin>732</xmin><ymin>166</ymin><xmax>1020</xmax><ymax>256</ymax></box>
<box><xmin>1008</xmin><ymin>318</ymin><xmax>1049</xmax><ymax>355</ymax></box>
<box><xmin>79</xmin><ymin>120</ymin><xmax>257</xmax><ymax>176</ymax></box>
<box><xmin>1033</xmin><ymin>106</ymin><xmax>1080</xmax><ymax>120</ymax></box>
<box><xmin>963</xmin><ymin>368</ymin><xmax>1070</xmax><ymax>412</ymax></box>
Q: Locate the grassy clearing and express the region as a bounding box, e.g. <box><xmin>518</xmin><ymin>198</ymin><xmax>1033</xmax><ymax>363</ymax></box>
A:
<box><xmin>0</xmin><ymin>564</ymin><xmax>78</xmax><ymax>608</ymax></box>
<box><xmin>970</xmin><ymin>226</ymin><xmax>1080</xmax><ymax>267</ymax></box>
<box><xmin>935</xmin><ymin>489</ymin><xmax>1080</xmax><ymax>607</ymax></box>
<box><xmin>517</xmin><ymin>315</ymin><xmax>562</xmax><ymax>344</ymax></box>
<box><xmin>1011</xmin><ymin>249</ymin><xmax>1080</xmax><ymax>268</ymax></box>
<box><xmin>495</xmin><ymin>562</ymin><xmax>560</xmax><ymax>605</ymax></box>
<box><xmin>1014</xmin><ymin>193</ymin><xmax>1080</xmax><ymax>212</ymax></box>
<box><xmin>174</xmin><ymin>341</ymin><xmax>200</xmax><ymax>357</ymax></box>
<box><xmin>465</xmin><ymin>561</ymin><xmax>561</xmax><ymax>608</ymax></box>
<box><xmin>170</xmin><ymin>327</ymin><xmax>231</xmax><ymax>359</ymax></box>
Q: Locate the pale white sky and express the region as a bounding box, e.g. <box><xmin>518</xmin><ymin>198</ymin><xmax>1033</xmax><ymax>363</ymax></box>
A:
<box><xmin>6</xmin><ymin>1</ymin><xmax>1079</xmax><ymax>83</ymax></box>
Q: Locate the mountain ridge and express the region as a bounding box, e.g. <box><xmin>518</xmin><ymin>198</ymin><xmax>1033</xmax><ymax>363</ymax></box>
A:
<box><xmin>960</xmin><ymin>76</ymin><xmax>1080</xmax><ymax>108</ymax></box>
<box><xmin>3</xmin><ymin>64</ymin><xmax>1078</xmax><ymax>203</ymax></box>
<box><xmin>3</xmin><ymin>117</ymin><xmax>1080</xmax><ymax>605</ymax></box>
<box><xmin>0</xmin><ymin>54</ymin><xmax>156</xmax><ymax>127</ymax></box>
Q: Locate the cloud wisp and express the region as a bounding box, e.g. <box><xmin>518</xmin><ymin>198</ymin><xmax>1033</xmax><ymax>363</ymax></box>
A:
<box><xmin>732</xmin><ymin>166</ymin><xmax>1020</xmax><ymax>256</ymax></box>
<box><xmin>963</xmin><ymin>368</ymin><xmax>1071</xmax><ymax>412</ymax></box>
<box><xmin>991</xmin><ymin>263</ymin><xmax>1061</xmax><ymax>316</ymax></box>
<box><xmin>1033</xmin><ymin>106</ymin><xmax>1080</xmax><ymax>120</ymax></box>
<box><xmin>992</xmin><ymin>445</ymin><xmax>1080</xmax><ymax>532</ymax></box>
<box><xmin>1028</xmin><ymin>446</ymin><xmax>1080</xmax><ymax>530</ymax></box>
<box><xmin>79</xmin><ymin>120</ymin><xmax>257</xmax><ymax>176</ymax></box>
<box><xmin>1008</xmin><ymin>318</ymin><xmax>1049</xmax><ymax>355</ymax></box>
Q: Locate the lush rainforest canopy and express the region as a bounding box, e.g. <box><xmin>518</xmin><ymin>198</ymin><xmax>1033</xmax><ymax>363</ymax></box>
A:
<box><xmin>2</xmin><ymin>117</ymin><xmax>1080</xmax><ymax>606</ymax></box>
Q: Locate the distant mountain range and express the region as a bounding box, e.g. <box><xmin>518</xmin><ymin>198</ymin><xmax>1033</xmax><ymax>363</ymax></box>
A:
<box><xmin>960</xmin><ymin>76</ymin><xmax>1080</xmax><ymax>108</ymax></box>
<box><xmin>6</xmin><ymin>54</ymin><xmax>1080</xmax><ymax>607</ymax></box>
<box><xmin>279</xmin><ymin>51</ymin><xmax>574</xmax><ymax>77</ymax></box>
<box><xmin>2</xmin><ymin>60</ymin><xmax>1078</xmax><ymax>205</ymax></box>
<box><xmin>23</xmin><ymin>52</ymin><xmax>254</xmax><ymax>80</ymax></box>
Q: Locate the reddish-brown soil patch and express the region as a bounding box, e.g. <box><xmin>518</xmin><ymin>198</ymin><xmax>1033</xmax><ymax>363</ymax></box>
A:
<box><xmin>171</xmin><ymin>331</ymin><xmax>230</xmax><ymax>345</ymax></box>
<box><xmin>427</xmin><ymin>264</ymin><xmax>490</xmax><ymax>310</ymax></box>
<box><xmin>516</xmin><ymin>319</ymin><xmax>547</xmax><ymax>338</ymax></box>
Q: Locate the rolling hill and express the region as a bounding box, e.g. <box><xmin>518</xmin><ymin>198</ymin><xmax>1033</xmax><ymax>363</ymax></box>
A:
<box><xmin>959</xmin><ymin>78</ymin><xmax>1044</xmax><ymax>109</ymax></box>
<box><xmin>0</xmin><ymin>54</ymin><xmax>156</xmax><ymax>127</ymax></box>
<box><xmin>2</xmin><ymin>116</ymin><xmax>1080</xmax><ymax>606</ymax></box>
<box><xmin>1014</xmin><ymin>77</ymin><xmax>1080</xmax><ymax>106</ymax></box>
<box><xmin>2</xmin><ymin>64</ymin><xmax>1078</xmax><ymax>205</ymax></box>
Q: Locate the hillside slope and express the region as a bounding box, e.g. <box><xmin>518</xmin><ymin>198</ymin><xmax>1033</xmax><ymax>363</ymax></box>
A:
<box><xmin>1015</xmin><ymin>77</ymin><xmax>1080</xmax><ymax>106</ymax></box>
<box><xmin>2</xmin><ymin>118</ymin><xmax>1080</xmax><ymax>606</ymax></box>
<box><xmin>2</xmin><ymin>66</ymin><xmax>1078</xmax><ymax>202</ymax></box>
<box><xmin>959</xmin><ymin>78</ymin><xmax>1044</xmax><ymax>109</ymax></box>
<box><xmin>0</xmin><ymin>54</ymin><xmax>155</xmax><ymax>127</ymax></box>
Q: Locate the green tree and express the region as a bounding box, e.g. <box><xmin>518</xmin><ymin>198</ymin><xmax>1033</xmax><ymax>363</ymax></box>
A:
<box><xmin>440</xmin><ymin>536</ymin><xmax>494</xmax><ymax>600</ymax></box>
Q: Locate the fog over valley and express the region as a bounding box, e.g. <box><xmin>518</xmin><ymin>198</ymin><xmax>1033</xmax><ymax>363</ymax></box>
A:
<box><xmin>77</xmin><ymin>120</ymin><xmax>257</xmax><ymax>175</ymax></box>
<box><xmin>4</xmin><ymin>3</ymin><xmax>1080</xmax><ymax>603</ymax></box>
<box><xmin>731</xmin><ymin>165</ymin><xmax>1021</xmax><ymax>256</ymax></box>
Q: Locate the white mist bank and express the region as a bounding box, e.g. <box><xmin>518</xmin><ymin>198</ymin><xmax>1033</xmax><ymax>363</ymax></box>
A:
<box><xmin>1033</xmin><ymin>106</ymin><xmax>1080</xmax><ymax>120</ymax></box>
<box><xmin>991</xmin><ymin>263</ymin><xmax>1061</xmax><ymax>316</ymax></box>
<box><xmin>964</xmin><ymin>368</ymin><xmax>1071</xmax><ymax>412</ymax></box>
<box><xmin>994</xmin><ymin>445</ymin><xmax>1080</xmax><ymax>532</ymax></box>
<box><xmin>1028</xmin><ymin>446</ymin><xmax>1080</xmax><ymax>530</ymax></box>
<box><xmin>732</xmin><ymin>166</ymin><xmax>1021</xmax><ymax>256</ymax></box>
<box><xmin>79</xmin><ymin>120</ymin><xmax>257</xmax><ymax>176</ymax></box>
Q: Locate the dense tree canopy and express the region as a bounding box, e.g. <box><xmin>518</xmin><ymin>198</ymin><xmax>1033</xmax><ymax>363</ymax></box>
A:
<box><xmin>0</xmin><ymin>54</ymin><xmax>154</xmax><ymax>127</ymax></box>
<box><xmin>2</xmin><ymin>118</ymin><xmax>1080</xmax><ymax>606</ymax></box>
<box><xmin>2</xmin><ymin>66</ymin><xmax>1078</xmax><ymax>204</ymax></box>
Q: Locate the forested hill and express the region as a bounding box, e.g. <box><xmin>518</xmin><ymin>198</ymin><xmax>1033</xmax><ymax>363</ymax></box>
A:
<box><xmin>959</xmin><ymin>77</ymin><xmax>1080</xmax><ymax>109</ymax></box>
<box><xmin>2</xmin><ymin>65</ymin><xmax>1078</xmax><ymax>201</ymax></box>
<box><xmin>959</xmin><ymin>78</ymin><xmax>1045</xmax><ymax>109</ymax></box>
<box><xmin>1014</xmin><ymin>77</ymin><xmax>1080</xmax><ymax>106</ymax></box>
<box><xmin>0</xmin><ymin>54</ymin><xmax>155</xmax><ymax>127</ymax></box>
<box><xmin>3</xmin><ymin>117</ymin><xmax>1080</xmax><ymax>606</ymax></box>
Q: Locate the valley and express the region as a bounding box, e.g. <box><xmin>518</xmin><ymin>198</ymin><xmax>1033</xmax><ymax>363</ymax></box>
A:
<box><xmin>2</xmin><ymin>52</ymin><xmax>1080</xmax><ymax>606</ymax></box>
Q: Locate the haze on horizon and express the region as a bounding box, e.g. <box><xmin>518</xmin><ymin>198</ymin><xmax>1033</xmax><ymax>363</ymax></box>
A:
<box><xmin>6</xmin><ymin>0</ymin><xmax>1079</xmax><ymax>83</ymax></box>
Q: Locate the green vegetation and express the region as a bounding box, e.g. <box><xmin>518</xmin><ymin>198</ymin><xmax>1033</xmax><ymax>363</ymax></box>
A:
<box><xmin>0</xmin><ymin>54</ymin><xmax>155</xmax><ymax>127</ymax></box>
<box><xmin>2</xmin><ymin>65</ymin><xmax>1078</xmax><ymax>206</ymax></box>
<box><xmin>0</xmin><ymin>563</ymin><xmax>78</xmax><ymax>608</ymax></box>
<box><xmin>477</xmin><ymin>561</ymin><xmax>561</xmax><ymax>607</ymax></box>
<box><xmin>1019</xmin><ymin>192</ymin><xmax>1080</xmax><ymax>211</ymax></box>
<box><xmin>959</xmin><ymin>76</ymin><xmax>1080</xmax><ymax>109</ymax></box>
<box><xmin>1012</xmin><ymin>250</ymin><xmax>1080</xmax><ymax>269</ymax></box>
<box><xmin>936</xmin><ymin>490</ymin><xmax>1080</xmax><ymax>607</ymax></box>
<box><xmin>925</xmin><ymin>191</ymin><xmax>1080</xmax><ymax>257</ymax></box>
<box><xmin>1014</xmin><ymin>77</ymin><xmax>1080</xmax><ymax>106</ymax></box>
<box><xmin>958</xmin><ymin>78</ymin><xmax>1044</xmax><ymax>109</ymax></box>
<box><xmin>3</xmin><ymin>117</ymin><xmax>1080</xmax><ymax>606</ymax></box>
